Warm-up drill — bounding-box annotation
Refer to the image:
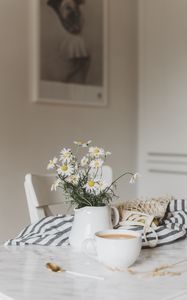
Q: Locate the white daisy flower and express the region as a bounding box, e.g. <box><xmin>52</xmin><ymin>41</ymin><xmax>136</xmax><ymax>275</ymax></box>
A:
<box><xmin>59</xmin><ymin>148</ymin><xmax>72</xmax><ymax>162</ymax></box>
<box><xmin>81</xmin><ymin>156</ymin><xmax>89</xmax><ymax>167</ymax></box>
<box><xmin>57</xmin><ymin>164</ymin><xmax>74</xmax><ymax>177</ymax></box>
<box><xmin>74</xmin><ymin>140</ymin><xmax>92</xmax><ymax>147</ymax></box>
<box><xmin>84</xmin><ymin>180</ymin><xmax>99</xmax><ymax>194</ymax></box>
<box><xmin>105</xmin><ymin>151</ymin><xmax>112</xmax><ymax>156</ymax></box>
<box><xmin>66</xmin><ymin>174</ymin><xmax>79</xmax><ymax>185</ymax></box>
<box><xmin>47</xmin><ymin>157</ymin><xmax>58</xmax><ymax>170</ymax></box>
<box><xmin>129</xmin><ymin>173</ymin><xmax>140</xmax><ymax>184</ymax></box>
<box><xmin>89</xmin><ymin>159</ymin><xmax>104</xmax><ymax>169</ymax></box>
<box><xmin>51</xmin><ymin>178</ymin><xmax>61</xmax><ymax>191</ymax></box>
<box><xmin>89</xmin><ymin>147</ymin><xmax>105</xmax><ymax>158</ymax></box>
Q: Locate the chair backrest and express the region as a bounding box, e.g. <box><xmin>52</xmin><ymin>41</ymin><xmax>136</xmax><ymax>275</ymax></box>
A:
<box><xmin>98</xmin><ymin>165</ymin><xmax>113</xmax><ymax>186</ymax></box>
<box><xmin>24</xmin><ymin>173</ymin><xmax>66</xmax><ymax>223</ymax></box>
<box><xmin>24</xmin><ymin>166</ymin><xmax>113</xmax><ymax>223</ymax></box>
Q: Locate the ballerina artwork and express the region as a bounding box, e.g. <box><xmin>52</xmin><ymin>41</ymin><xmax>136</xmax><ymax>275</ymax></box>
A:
<box><xmin>47</xmin><ymin>0</ymin><xmax>90</xmax><ymax>84</ymax></box>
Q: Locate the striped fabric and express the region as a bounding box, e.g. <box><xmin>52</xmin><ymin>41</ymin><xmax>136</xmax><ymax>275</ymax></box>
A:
<box><xmin>4</xmin><ymin>199</ymin><xmax>187</xmax><ymax>248</ymax></box>
<box><xmin>5</xmin><ymin>215</ymin><xmax>73</xmax><ymax>247</ymax></box>
<box><xmin>118</xmin><ymin>199</ymin><xmax>187</xmax><ymax>248</ymax></box>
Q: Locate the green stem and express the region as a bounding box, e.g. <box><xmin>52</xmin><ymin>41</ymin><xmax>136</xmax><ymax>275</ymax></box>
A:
<box><xmin>74</xmin><ymin>191</ymin><xmax>93</xmax><ymax>206</ymax></box>
<box><xmin>70</xmin><ymin>183</ymin><xmax>92</xmax><ymax>206</ymax></box>
<box><xmin>105</xmin><ymin>172</ymin><xmax>134</xmax><ymax>192</ymax></box>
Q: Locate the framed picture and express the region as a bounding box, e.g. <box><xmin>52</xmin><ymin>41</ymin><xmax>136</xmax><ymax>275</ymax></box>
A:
<box><xmin>30</xmin><ymin>0</ymin><xmax>108</xmax><ymax>106</ymax></box>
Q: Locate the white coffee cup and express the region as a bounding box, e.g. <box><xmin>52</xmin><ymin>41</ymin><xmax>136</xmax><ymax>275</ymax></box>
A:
<box><xmin>82</xmin><ymin>229</ymin><xmax>142</xmax><ymax>270</ymax></box>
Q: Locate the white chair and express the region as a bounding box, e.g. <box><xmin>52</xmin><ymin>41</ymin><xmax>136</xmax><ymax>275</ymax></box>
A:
<box><xmin>24</xmin><ymin>173</ymin><xmax>68</xmax><ymax>223</ymax></box>
<box><xmin>24</xmin><ymin>166</ymin><xmax>113</xmax><ymax>223</ymax></box>
<box><xmin>98</xmin><ymin>165</ymin><xmax>113</xmax><ymax>186</ymax></box>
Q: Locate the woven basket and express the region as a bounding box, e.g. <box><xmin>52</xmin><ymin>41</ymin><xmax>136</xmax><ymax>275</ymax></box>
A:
<box><xmin>117</xmin><ymin>195</ymin><xmax>172</xmax><ymax>221</ymax></box>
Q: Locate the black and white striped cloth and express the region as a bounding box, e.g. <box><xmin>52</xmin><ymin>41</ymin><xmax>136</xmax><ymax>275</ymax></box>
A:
<box><xmin>5</xmin><ymin>199</ymin><xmax>187</xmax><ymax>248</ymax></box>
<box><xmin>5</xmin><ymin>215</ymin><xmax>73</xmax><ymax>247</ymax></box>
<box><xmin>118</xmin><ymin>198</ymin><xmax>187</xmax><ymax>247</ymax></box>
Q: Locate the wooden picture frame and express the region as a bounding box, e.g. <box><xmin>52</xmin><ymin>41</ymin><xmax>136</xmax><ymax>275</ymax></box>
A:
<box><xmin>30</xmin><ymin>0</ymin><xmax>108</xmax><ymax>107</ymax></box>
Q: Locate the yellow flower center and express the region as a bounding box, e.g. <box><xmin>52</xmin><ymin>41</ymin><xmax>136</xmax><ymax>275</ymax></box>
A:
<box><xmin>61</xmin><ymin>165</ymin><xmax>68</xmax><ymax>171</ymax></box>
<box><xmin>88</xmin><ymin>180</ymin><xmax>95</xmax><ymax>187</ymax></box>
<box><xmin>94</xmin><ymin>148</ymin><xmax>99</xmax><ymax>154</ymax></box>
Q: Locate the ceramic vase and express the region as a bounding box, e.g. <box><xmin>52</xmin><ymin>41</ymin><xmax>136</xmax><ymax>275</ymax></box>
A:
<box><xmin>69</xmin><ymin>205</ymin><xmax>119</xmax><ymax>250</ymax></box>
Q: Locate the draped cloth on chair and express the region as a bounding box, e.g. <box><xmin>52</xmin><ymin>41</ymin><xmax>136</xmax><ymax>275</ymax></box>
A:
<box><xmin>5</xmin><ymin>199</ymin><xmax>187</xmax><ymax>248</ymax></box>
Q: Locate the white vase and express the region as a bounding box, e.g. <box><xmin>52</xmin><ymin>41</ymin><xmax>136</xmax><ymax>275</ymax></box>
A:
<box><xmin>69</xmin><ymin>205</ymin><xmax>119</xmax><ymax>250</ymax></box>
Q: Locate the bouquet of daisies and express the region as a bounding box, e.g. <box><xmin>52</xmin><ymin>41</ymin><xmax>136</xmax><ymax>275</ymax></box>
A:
<box><xmin>47</xmin><ymin>140</ymin><xmax>137</xmax><ymax>209</ymax></box>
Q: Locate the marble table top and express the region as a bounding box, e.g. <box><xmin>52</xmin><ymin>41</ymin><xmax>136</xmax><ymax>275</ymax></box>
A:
<box><xmin>0</xmin><ymin>239</ymin><xmax>187</xmax><ymax>300</ymax></box>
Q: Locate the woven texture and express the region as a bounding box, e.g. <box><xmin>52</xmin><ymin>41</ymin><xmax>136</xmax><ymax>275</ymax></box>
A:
<box><xmin>117</xmin><ymin>195</ymin><xmax>171</xmax><ymax>220</ymax></box>
<box><xmin>117</xmin><ymin>198</ymin><xmax>187</xmax><ymax>247</ymax></box>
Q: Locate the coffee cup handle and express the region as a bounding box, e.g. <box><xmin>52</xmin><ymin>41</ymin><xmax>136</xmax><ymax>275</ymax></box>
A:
<box><xmin>111</xmin><ymin>206</ymin><xmax>119</xmax><ymax>227</ymax></box>
<box><xmin>82</xmin><ymin>238</ymin><xmax>98</xmax><ymax>260</ymax></box>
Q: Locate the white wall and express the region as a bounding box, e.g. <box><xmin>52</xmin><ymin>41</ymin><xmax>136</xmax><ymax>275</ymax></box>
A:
<box><xmin>138</xmin><ymin>0</ymin><xmax>187</xmax><ymax>197</ymax></box>
<box><xmin>0</xmin><ymin>0</ymin><xmax>138</xmax><ymax>242</ymax></box>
